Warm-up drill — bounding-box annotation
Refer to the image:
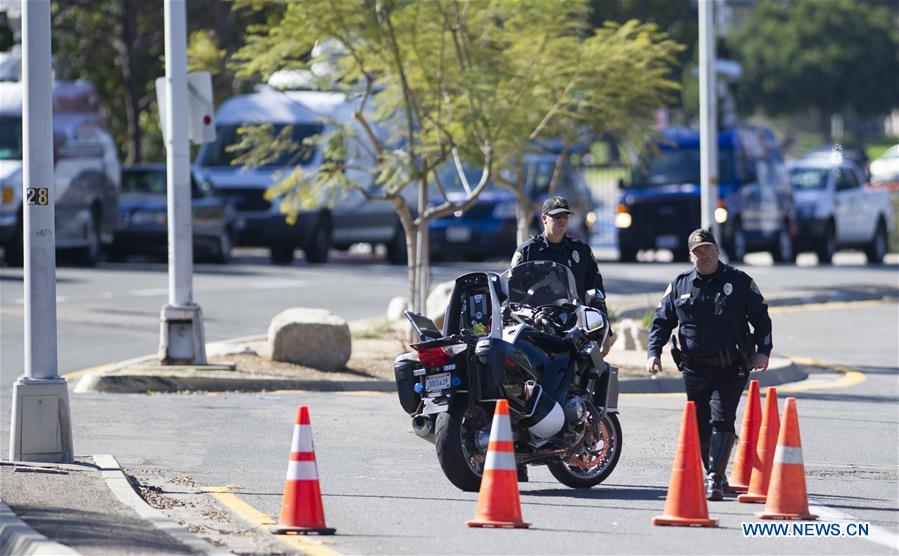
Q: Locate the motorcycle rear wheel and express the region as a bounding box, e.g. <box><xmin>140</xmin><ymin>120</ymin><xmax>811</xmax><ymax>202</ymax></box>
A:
<box><xmin>435</xmin><ymin>399</ymin><xmax>489</xmax><ymax>492</ymax></box>
<box><xmin>548</xmin><ymin>411</ymin><xmax>622</xmax><ymax>489</ymax></box>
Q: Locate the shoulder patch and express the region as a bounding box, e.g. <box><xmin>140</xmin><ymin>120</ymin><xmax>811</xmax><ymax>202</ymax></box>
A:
<box><xmin>511</xmin><ymin>251</ymin><xmax>523</xmax><ymax>267</ymax></box>
<box><xmin>750</xmin><ymin>280</ymin><xmax>761</xmax><ymax>295</ymax></box>
<box><xmin>664</xmin><ymin>282</ymin><xmax>672</xmax><ymax>296</ymax></box>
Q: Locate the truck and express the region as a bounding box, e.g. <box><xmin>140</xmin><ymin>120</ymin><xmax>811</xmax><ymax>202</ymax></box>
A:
<box><xmin>0</xmin><ymin>78</ymin><xmax>121</xmax><ymax>267</ymax></box>
<box><xmin>615</xmin><ymin>126</ymin><xmax>797</xmax><ymax>262</ymax></box>
<box><xmin>788</xmin><ymin>159</ymin><xmax>893</xmax><ymax>264</ymax></box>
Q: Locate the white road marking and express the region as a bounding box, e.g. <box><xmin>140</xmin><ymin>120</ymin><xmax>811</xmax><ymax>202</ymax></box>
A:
<box><xmin>130</xmin><ymin>288</ymin><xmax>169</xmax><ymax>297</ymax></box>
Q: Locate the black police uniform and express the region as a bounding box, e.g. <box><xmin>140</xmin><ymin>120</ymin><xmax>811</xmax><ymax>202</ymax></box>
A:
<box><xmin>647</xmin><ymin>260</ymin><xmax>772</xmax><ymax>497</ymax></box>
<box><xmin>511</xmin><ymin>234</ymin><xmax>605</xmax><ymax>303</ymax></box>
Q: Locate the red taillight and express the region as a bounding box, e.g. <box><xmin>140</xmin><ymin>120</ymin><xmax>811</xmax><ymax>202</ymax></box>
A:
<box><xmin>417</xmin><ymin>347</ymin><xmax>451</xmax><ymax>367</ymax></box>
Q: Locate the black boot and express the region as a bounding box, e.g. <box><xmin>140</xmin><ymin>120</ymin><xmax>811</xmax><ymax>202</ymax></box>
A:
<box><xmin>706</xmin><ymin>432</ymin><xmax>735</xmax><ymax>501</ymax></box>
<box><xmin>517</xmin><ymin>464</ymin><xmax>529</xmax><ymax>482</ymax></box>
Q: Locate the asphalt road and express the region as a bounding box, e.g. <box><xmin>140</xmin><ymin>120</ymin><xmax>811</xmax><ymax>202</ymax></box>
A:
<box><xmin>1</xmin><ymin>250</ymin><xmax>897</xmax><ymax>554</ymax></box>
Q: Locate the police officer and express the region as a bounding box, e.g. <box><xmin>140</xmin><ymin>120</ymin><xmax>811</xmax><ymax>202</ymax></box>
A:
<box><xmin>511</xmin><ymin>195</ymin><xmax>605</xmax><ymax>303</ymax></box>
<box><xmin>511</xmin><ymin>195</ymin><xmax>610</xmax><ymax>483</ymax></box>
<box><xmin>646</xmin><ymin>229</ymin><xmax>772</xmax><ymax>501</ymax></box>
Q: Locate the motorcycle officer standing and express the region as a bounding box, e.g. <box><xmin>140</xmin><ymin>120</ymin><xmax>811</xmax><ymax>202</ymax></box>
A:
<box><xmin>646</xmin><ymin>229</ymin><xmax>772</xmax><ymax>501</ymax></box>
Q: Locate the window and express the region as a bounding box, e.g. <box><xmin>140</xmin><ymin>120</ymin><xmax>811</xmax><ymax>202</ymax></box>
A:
<box><xmin>0</xmin><ymin>116</ymin><xmax>22</xmax><ymax>160</ymax></box>
<box><xmin>199</xmin><ymin>123</ymin><xmax>323</xmax><ymax>168</ymax></box>
<box><xmin>836</xmin><ymin>168</ymin><xmax>860</xmax><ymax>191</ymax></box>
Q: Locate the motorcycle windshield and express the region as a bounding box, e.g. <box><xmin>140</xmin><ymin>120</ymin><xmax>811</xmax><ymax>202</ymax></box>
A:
<box><xmin>501</xmin><ymin>261</ymin><xmax>578</xmax><ymax>307</ymax></box>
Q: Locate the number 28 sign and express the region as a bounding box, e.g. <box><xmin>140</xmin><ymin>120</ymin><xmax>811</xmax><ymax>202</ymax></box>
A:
<box><xmin>26</xmin><ymin>188</ymin><xmax>49</xmax><ymax>205</ymax></box>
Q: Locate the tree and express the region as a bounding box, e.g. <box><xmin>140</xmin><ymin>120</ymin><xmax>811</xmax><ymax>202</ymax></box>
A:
<box><xmin>729</xmin><ymin>0</ymin><xmax>899</xmax><ymax>139</ymax></box>
<box><xmin>51</xmin><ymin>0</ymin><xmax>274</xmax><ymax>164</ymax></box>
<box><xmin>487</xmin><ymin>19</ymin><xmax>681</xmax><ymax>244</ymax></box>
<box><xmin>231</xmin><ymin>0</ymin><xmax>681</xmax><ymax>313</ymax></box>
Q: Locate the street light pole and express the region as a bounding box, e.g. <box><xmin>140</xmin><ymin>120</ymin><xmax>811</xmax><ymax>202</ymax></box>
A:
<box><xmin>9</xmin><ymin>0</ymin><xmax>74</xmax><ymax>463</ymax></box>
<box><xmin>158</xmin><ymin>0</ymin><xmax>207</xmax><ymax>365</ymax></box>
<box><xmin>699</xmin><ymin>0</ymin><xmax>719</xmax><ymax>238</ymax></box>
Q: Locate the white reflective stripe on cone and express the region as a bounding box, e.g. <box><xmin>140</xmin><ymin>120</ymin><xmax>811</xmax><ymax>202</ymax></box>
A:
<box><xmin>772</xmin><ymin>445</ymin><xmax>804</xmax><ymax>465</ymax></box>
<box><xmin>484</xmin><ymin>449</ymin><xmax>516</xmax><ymax>471</ymax></box>
<box><xmin>285</xmin><ymin>460</ymin><xmax>320</xmax><ymax>481</ymax></box>
<box><xmin>290</xmin><ymin>425</ymin><xmax>315</xmax><ymax>454</ymax></box>
<box><xmin>489</xmin><ymin>416</ymin><xmax>513</xmax><ymax>442</ymax></box>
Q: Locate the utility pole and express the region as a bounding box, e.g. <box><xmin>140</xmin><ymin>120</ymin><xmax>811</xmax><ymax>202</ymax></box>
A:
<box><xmin>9</xmin><ymin>0</ymin><xmax>73</xmax><ymax>463</ymax></box>
<box><xmin>699</xmin><ymin>0</ymin><xmax>719</xmax><ymax>238</ymax></box>
<box><xmin>158</xmin><ymin>0</ymin><xmax>207</xmax><ymax>365</ymax></box>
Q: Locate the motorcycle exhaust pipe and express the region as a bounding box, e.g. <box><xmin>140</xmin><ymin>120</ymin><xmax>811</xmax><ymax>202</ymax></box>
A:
<box><xmin>412</xmin><ymin>415</ymin><xmax>434</xmax><ymax>441</ymax></box>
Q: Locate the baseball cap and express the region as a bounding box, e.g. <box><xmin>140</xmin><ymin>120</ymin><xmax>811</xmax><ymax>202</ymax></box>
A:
<box><xmin>688</xmin><ymin>228</ymin><xmax>718</xmax><ymax>252</ymax></box>
<box><xmin>541</xmin><ymin>195</ymin><xmax>574</xmax><ymax>216</ymax></box>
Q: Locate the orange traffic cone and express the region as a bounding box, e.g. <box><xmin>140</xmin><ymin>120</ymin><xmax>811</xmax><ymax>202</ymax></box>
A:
<box><xmin>270</xmin><ymin>406</ymin><xmax>336</xmax><ymax>535</ymax></box>
<box><xmin>466</xmin><ymin>399</ymin><xmax>530</xmax><ymax>528</ymax></box>
<box><xmin>652</xmin><ymin>401</ymin><xmax>718</xmax><ymax>527</ymax></box>
<box><xmin>729</xmin><ymin>380</ymin><xmax>762</xmax><ymax>493</ymax></box>
<box><xmin>758</xmin><ymin>397</ymin><xmax>817</xmax><ymax>520</ymax></box>
<box><xmin>738</xmin><ymin>387</ymin><xmax>780</xmax><ymax>504</ymax></box>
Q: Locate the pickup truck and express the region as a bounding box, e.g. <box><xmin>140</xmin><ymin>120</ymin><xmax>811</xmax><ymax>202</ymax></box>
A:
<box><xmin>788</xmin><ymin>160</ymin><xmax>893</xmax><ymax>264</ymax></box>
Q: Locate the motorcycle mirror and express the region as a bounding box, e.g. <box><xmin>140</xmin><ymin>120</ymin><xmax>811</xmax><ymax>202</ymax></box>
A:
<box><xmin>584</xmin><ymin>307</ymin><xmax>606</xmax><ymax>334</ymax></box>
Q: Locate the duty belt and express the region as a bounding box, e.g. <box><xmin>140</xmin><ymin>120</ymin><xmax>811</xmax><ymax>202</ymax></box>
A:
<box><xmin>683</xmin><ymin>350</ymin><xmax>739</xmax><ymax>369</ymax></box>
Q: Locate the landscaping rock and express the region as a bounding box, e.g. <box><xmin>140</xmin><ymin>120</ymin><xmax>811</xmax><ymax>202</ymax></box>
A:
<box><xmin>386</xmin><ymin>296</ymin><xmax>409</xmax><ymax>322</ymax></box>
<box><xmin>268</xmin><ymin>308</ymin><xmax>351</xmax><ymax>370</ymax></box>
<box><xmin>426</xmin><ymin>280</ymin><xmax>455</xmax><ymax>329</ymax></box>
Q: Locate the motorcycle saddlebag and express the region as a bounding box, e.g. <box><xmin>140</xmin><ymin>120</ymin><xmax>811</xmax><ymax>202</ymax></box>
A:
<box><xmin>394</xmin><ymin>351</ymin><xmax>422</xmax><ymax>414</ymax></box>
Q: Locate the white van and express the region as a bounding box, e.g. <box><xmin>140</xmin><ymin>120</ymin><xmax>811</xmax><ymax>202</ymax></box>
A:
<box><xmin>0</xmin><ymin>79</ymin><xmax>121</xmax><ymax>266</ymax></box>
<box><xmin>195</xmin><ymin>85</ymin><xmax>384</xmax><ymax>264</ymax></box>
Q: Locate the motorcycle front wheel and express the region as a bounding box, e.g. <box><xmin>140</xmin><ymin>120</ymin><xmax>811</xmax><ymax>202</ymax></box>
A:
<box><xmin>435</xmin><ymin>398</ymin><xmax>489</xmax><ymax>492</ymax></box>
<box><xmin>548</xmin><ymin>411</ymin><xmax>622</xmax><ymax>489</ymax></box>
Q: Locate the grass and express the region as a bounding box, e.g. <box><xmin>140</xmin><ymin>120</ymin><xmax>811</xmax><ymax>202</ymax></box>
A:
<box><xmin>353</xmin><ymin>318</ymin><xmax>397</xmax><ymax>340</ymax></box>
<box><xmin>865</xmin><ymin>135</ymin><xmax>899</xmax><ymax>161</ymax></box>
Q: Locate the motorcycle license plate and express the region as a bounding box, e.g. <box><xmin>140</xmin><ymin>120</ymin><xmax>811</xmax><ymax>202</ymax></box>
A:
<box><xmin>426</xmin><ymin>372</ymin><xmax>451</xmax><ymax>392</ymax></box>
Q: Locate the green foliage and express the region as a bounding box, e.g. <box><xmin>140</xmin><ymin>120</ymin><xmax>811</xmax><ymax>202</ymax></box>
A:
<box><xmin>866</xmin><ymin>136</ymin><xmax>899</xmax><ymax>161</ymax></box>
<box><xmin>729</xmin><ymin>0</ymin><xmax>899</xmax><ymax>119</ymax></box>
<box><xmin>639</xmin><ymin>310</ymin><xmax>655</xmax><ymax>330</ymax></box>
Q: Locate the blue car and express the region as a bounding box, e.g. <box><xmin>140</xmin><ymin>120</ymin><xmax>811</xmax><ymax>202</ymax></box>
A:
<box><xmin>108</xmin><ymin>164</ymin><xmax>235</xmax><ymax>263</ymax></box>
<box><xmin>429</xmin><ymin>153</ymin><xmax>596</xmax><ymax>261</ymax></box>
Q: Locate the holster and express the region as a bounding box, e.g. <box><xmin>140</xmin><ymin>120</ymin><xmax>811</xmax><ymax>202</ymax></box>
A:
<box><xmin>670</xmin><ymin>337</ymin><xmax>685</xmax><ymax>372</ymax></box>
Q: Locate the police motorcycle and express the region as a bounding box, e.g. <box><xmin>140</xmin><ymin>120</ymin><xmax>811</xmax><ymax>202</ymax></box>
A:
<box><xmin>394</xmin><ymin>260</ymin><xmax>621</xmax><ymax>492</ymax></box>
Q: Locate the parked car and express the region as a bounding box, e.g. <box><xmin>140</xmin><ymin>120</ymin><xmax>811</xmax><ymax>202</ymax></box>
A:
<box><xmin>788</xmin><ymin>159</ymin><xmax>893</xmax><ymax>264</ymax></box>
<box><xmin>870</xmin><ymin>144</ymin><xmax>899</xmax><ymax>185</ymax></box>
<box><xmin>0</xmin><ymin>79</ymin><xmax>120</xmax><ymax>267</ymax></box>
<box><xmin>429</xmin><ymin>151</ymin><xmax>597</xmax><ymax>261</ymax></box>
<box><xmin>615</xmin><ymin>126</ymin><xmax>797</xmax><ymax>262</ymax></box>
<box><xmin>108</xmin><ymin>165</ymin><xmax>235</xmax><ymax>263</ymax></box>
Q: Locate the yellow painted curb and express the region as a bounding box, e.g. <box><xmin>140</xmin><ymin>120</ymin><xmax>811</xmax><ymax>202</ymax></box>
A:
<box><xmin>207</xmin><ymin>486</ymin><xmax>342</xmax><ymax>556</ymax></box>
<box><xmin>780</xmin><ymin>357</ymin><xmax>866</xmax><ymax>392</ymax></box>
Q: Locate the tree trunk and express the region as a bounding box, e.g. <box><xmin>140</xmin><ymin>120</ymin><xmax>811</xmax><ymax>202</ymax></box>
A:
<box><xmin>416</xmin><ymin>175</ymin><xmax>430</xmax><ymax>316</ymax></box>
<box><xmin>516</xmin><ymin>187</ymin><xmax>533</xmax><ymax>246</ymax></box>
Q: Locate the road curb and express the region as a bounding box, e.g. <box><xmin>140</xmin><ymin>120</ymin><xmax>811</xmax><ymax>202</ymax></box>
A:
<box><xmin>0</xmin><ymin>500</ymin><xmax>79</xmax><ymax>556</ymax></box>
<box><xmin>92</xmin><ymin>454</ymin><xmax>230</xmax><ymax>556</ymax></box>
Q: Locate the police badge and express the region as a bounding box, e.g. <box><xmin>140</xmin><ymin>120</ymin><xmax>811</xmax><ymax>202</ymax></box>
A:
<box><xmin>723</xmin><ymin>282</ymin><xmax>733</xmax><ymax>296</ymax></box>
<box><xmin>572</xmin><ymin>251</ymin><xmax>580</xmax><ymax>264</ymax></box>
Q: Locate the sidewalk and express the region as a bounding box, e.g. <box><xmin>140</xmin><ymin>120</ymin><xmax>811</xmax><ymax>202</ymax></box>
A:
<box><xmin>0</xmin><ymin>456</ymin><xmax>225</xmax><ymax>556</ymax></box>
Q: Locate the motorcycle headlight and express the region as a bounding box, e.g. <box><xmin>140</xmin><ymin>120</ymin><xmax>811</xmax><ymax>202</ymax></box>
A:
<box><xmin>491</xmin><ymin>201</ymin><xmax>517</xmax><ymax>219</ymax></box>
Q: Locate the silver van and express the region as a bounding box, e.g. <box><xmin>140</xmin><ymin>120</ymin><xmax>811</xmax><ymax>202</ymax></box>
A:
<box><xmin>0</xmin><ymin>80</ymin><xmax>120</xmax><ymax>266</ymax></box>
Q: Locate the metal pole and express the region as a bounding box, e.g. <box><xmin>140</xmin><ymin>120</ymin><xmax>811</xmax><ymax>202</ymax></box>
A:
<box><xmin>159</xmin><ymin>0</ymin><xmax>206</xmax><ymax>365</ymax></box>
<box><xmin>10</xmin><ymin>0</ymin><xmax>73</xmax><ymax>463</ymax></box>
<box><xmin>165</xmin><ymin>0</ymin><xmax>192</xmax><ymax>306</ymax></box>
<box><xmin>698</xmin><ymin>0</ymin><xmax>718</xmax><ymax>237</ymax></box>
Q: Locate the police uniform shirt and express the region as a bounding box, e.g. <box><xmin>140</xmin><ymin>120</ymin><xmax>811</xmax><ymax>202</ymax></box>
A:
<box><xmin>647</xmin><ymin>262</ymin><xmax>772</xmax><ymax>359</ymax></box>
<box><xmin>511</xmin><ymin>234</ymin><xmax>605</xmax><ymax>302</ymax></box>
